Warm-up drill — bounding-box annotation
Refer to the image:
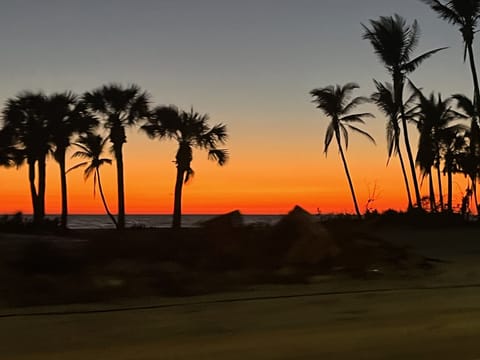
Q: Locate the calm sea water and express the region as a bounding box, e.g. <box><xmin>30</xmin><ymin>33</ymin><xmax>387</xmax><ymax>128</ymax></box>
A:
<box><xmin>64</xmin><ymin>214</ymin><xmax>284</xmax><ymax>229</ymax></box>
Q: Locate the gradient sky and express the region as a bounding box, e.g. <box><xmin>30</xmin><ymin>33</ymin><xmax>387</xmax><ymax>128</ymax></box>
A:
<box><xmin>0</xmin><ymin>0</ymin><xmax>476</xmax><ymax>215</ymax></box>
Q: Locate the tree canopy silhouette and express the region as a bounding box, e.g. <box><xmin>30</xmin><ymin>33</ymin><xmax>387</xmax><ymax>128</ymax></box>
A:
<box><xmin>310</xmin><ymin>83</ymin><xmax>375</xmax><ymax>218</ymax></box>
<box><xmin>2</xmin><ymin>92</ymin><xmax>50</xmax><ymax>225</ymax></box>
<box><xmin>83</xmin><ymin>84</ymin><xmax>150</xmax><ymax>229</ymax></box>
<box><xmin>142</xmin><ymin>105</ymin><xmax>228</xmax><ymax>228</ymax></box>
<box><xmin>362</xmin><ymin>14</ymin><xmax>446</xmax><ymax>209</ymax></box>
<box><xmin>68</xmin><ymin>133</ymin><xmax>118</xmax><ymax>228</ymax></box>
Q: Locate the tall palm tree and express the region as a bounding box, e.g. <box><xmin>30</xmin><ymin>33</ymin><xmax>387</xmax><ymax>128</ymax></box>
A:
<box><xmin>441</xmin><ymin>126</ymin><xmax>469</xmax><ymax>212</ymax></box>
<box><xmin>420</xmin><ymin>0</ymin><xmax>480</xmax><ymax>107</ymax></box>
<box><xmin>362</xmin><ymin>14</ymin><xmax>447</xmax><ymax>209</ymax></box>
<box><xmin>371</xmin><ymin>80</ymin><xmax>414</xmax><ymax>208</ymax></box>
<box><xmin>310</xmin><ymin>83</ymin><xmax>376</xmax><ymax>218</ymax></box>
<box><xmin>2</xmin><ymin>92</ymin><xmax>50</xmax><ymax>225</ymax></box>
<box><xmin>68</xmin><ymin>133</ymin><xmax>118</xmax><ymax>228</ymax></box>
<box><xmin>409</xmin><ymin>84</ymin><xmax>463</xmax><ymax>211</ymax></box>
<box><xmin>83</xmin><ymin>84</ymin><xmax>150</xmax><ymax>229</ymax></box>
<box><xmin>142</xmin><ymin>106</ymin><xmax>228</xmax><ymax>229</ymax></box>
<box><xmin>451</xmin><ymin>93</ymin><xmax>480</xmax><ymax>210</ymax></box>
<box><xmin>46</xmin><ymin>92</ymin><xmax>98</xmax><ymax>228</ymax></box>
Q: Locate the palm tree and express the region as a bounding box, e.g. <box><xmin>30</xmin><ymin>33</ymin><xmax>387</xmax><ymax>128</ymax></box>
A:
<box><xmin>362</xmin><ymin>14</ymin><xmax>446</xmax><ymax>209</ymax></box>
<box><xmin>408</xmin><ymin>84</ymin><xmax>464</xmax><ymax>211</ymax></box>
<box><xmin>371</xmin><ymin>80</ymin><xmax>414</xmax><ymax>208</ymax></box>
<box><xmin>2</xmin><ymin>92</ymin><xmax>50</xmax><ymax>225</ymax></box>
<box><xmin>142</xmin><ymin>106</ymin><xmax>228</xmax><ymax>229</ymax></box>
<box><xmin>46</xmin><ymin>92</ymin><xmax>98</xmax><ymax>228</ymax></box>
<box><xmin>0</xmin><ymin>127</ymin><xmax>19</xmax><ymax>168</ymax></box>
<box><xmin>441</xmin><ymin>126</ymin><xmax>469</xmax><ymax>212</ymax></box>
<box><xmin>451</xmin><ymin>93</ymin><xmax>480</xmax><ymax>210</ymax></box>
<box><xmin>68</xmin><ymin>133</ymin><xmax>118</xmax><ymax>228</ymax></box>
<box><xmin>83</xmin><ymin>84</ymin><xmax>150</xmax><ymax>229</ymax></box>
<box><xmin>420</xmin><ymin>1</ymin><xmax>480</xmax><ymax>108</ymax></box>
<box><xmin>310</xmin><ymin>83</ymin><xmax>376</xmax><ymax>218</ymax></box>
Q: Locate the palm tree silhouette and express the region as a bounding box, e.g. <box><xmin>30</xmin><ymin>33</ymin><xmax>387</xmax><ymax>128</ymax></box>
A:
<box><xmin>409</xmin><ymin>88</ymin><xmax>456</xmax><ymax>211</ymax></box>
<box><xmin>2</xmin><ymin>92</ymin><xmax>50</xmax><ymax>225</ymax></box>
<box><xmin>310</xmin><ymin>83</ymin><xmax>375</xmax><ymax>218</ymax></box>
<box><xmin>45</xmin><ymin>92</ymin><xmax>98</xmax><ymax>228</ymax></box>
<box><xmin>421</xmin><ymin>1</ymin><xmax>480</xmax><ymax>108</ymax></box>
<box><xmin>451</xmin><ymin>93</ymin><xmax>480</xmax><ymax>210</ymax></box>
<box><xmin>142</xmin><ymin>106</ymin><xmax>228</xmax><ymax>229</ymax></box>
<box><xmin>0</xmin><ymin>127</ymin><xmax>18</xmax><ymax>168</ymax></box>
<box><xmin>371</xmin><ymin>80</ymin><xmax>415</xmax><ymax>209</ymax></box>
<box><xmin>441</xmin><ymin>124</ymin><xmax>469</xmax><ymax>212</ymax></box>
<box><xmin>362</xmin><ymin>14</ymin><xmax>446</xmax><ymax>209</ymax></box>
<box><xmin>68</xmin><ymin>133</ymin><xmax>118</xmax><ymax>228</ymax></box>
<box><xmin>83</xmin><ymin>84</ymin><xmax>150</xmax><ymax>229</ymax></box>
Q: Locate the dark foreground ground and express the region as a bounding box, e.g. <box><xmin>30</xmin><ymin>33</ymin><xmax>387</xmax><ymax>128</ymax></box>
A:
<box><xmin>2</xmin><ymin>284</ymin><xmax>480</xmax><ymax>359</ymax></box>
<box><xmin>1</xmin><ymin>216</ymin><xmax>480</xmax><ymax>359</ymax></box>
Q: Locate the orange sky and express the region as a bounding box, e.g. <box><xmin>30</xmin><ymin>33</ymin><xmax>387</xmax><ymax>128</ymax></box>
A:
<box><xmin>0</xmin><ymin>1</ymin><xmax>475</xmax><ymax>216</ymax></box>
<box><xmin>0</xmin><ymin>123</ymin><xmax>470</xmax><ymax>216</ymax></box>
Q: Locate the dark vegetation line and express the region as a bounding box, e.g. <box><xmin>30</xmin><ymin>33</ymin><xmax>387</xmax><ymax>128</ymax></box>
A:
<box><xmin>2</xmin><ymin>281</ymin><xmax>480</xmax><ymax>319</ymax></box>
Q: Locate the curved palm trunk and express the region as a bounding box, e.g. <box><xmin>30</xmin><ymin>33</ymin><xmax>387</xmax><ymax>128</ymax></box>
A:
<box><xmin>467</xmin><ymin>42</ymin><xmax>480</xmax><ymax>215</ymax></box>
<box><xmin>395</xmin><ymin>75</ymin><xmax>422</xmax><ymax>209</ymax></box>
<box><xmin>335</xmin><ymin>132</ymin><xmax>361</xmax><ymax>218</ymax></box>
<box><xmin>37</xmin><ymin>156</ymin><xmax>47</xmax><ymax>223</ymax></box>
<box><xmin>399</xmin><ymin>103</ymin><xmax>423</xmax><ymax>209</ymax></box>
<box><xmin>96</xmin><ymin>169</ymin><xmax>118</xmax><ymax>228</ymax></box>
<box><xmin>472</xmin><ymin>175</ymin><xmax>479</xmax><ymax>215</ymax></box>
<box><xmin>172</xmin><ymin>167</ymin><xmax>186</xmax><ymax>229</ymax></box>
<box><xmin>428</xmin><ymin>170</ymin><xmax>436</xmax><ymax>212</ymax></box>
<box><xmin>396</xmin><ymin>136</ymin><xmax>413</xmax><ymax>209</ymax></box>
<box><xmin>58</xmin><ymin>149</ymin><xmax>68</xmax><ymax>228</ymax></box>
<box><xmin>114</xmin><ymin>144</ymin><xmax>126</xmax><ymax>230</ymax></box>
<box><xmin>436</xmin><ymin>164</ymin><xmax>444</xmax><ymax>212</ymax></box>
<box><xmin>447</xmin><ymin>166</ymin><xmax>453</xmax><ymax>212</ymax></box>
<box><xmin>28</xmin><ymin>161</ymin><xmax>40</xmax><ymax>224</ymax></box>
<box><xmin>467</xmin><ymin>43</ymin><xmax>480</xmax><ymax>108</ymax></box>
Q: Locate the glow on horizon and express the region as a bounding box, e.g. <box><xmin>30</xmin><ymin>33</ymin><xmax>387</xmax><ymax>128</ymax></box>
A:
<box><xmin>0</xmin><ymin>1</ymin><xmax>476</xmax><ymax>215</ymax></box>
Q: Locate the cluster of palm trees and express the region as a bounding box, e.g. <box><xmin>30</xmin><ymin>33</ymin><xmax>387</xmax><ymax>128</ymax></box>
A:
<box><xmin>311</xmin><ymin>1</ymin><xmax>480</xmax><ymax>218</ymax></box>
<box><xmin>0</xmin><ymin>84</ymin><xmax>228</xmax><ymax>229</ymax></box>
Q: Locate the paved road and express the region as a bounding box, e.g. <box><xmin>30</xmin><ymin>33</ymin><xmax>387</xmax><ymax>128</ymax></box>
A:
<box><xmin>2</xmin><ymin>285</ymin><xmax>480</xmax><ymax>359</ymax></box>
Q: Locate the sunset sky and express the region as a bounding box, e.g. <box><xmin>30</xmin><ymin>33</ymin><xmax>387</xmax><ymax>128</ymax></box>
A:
<box><xmin>0</xmin><ymin>0</ymin><xmax>476</xmax><ymax>215</ymax></box>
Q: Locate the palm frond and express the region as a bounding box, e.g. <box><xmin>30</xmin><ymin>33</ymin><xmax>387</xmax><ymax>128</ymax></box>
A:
<box><xmin>340</xmin><ymin>113</ymin><xmax>374</xmax><ymax>123</ymax></box>
<box><xmin>420</xmin><ymin>0</ymin><xmax>463</xmax><ymax>26</ymax></box>
<box><xmin>346</xmin><ymin>124</ymin><xmax>376</xmax><ymax>145</ymax></box>
<box><xmin>324</xmin><ymin>122</ymin><xmax>335</xmax><ymax>154</ymax></box>
<box><xmin>208</xmin><ymin>148</ymin><xmax>229</xmax><ymax>166</ymax></box>
<box><xmin>402</xmin><ymin>47</ymin><xmax>448</xmax><ymax>73</ymax></box>
<box><xmin>66</xmin><ymin>161</ymin><xmax>88</xmax><ymax>173</ymax></box>
<box><xmin>184</xmin><ymin>168</ymin><xmax>195</xmax><ymax>184</ymax></box>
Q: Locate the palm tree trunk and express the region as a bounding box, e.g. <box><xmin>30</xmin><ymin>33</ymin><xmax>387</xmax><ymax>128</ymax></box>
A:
<box><xmin>396</xmin><ymin>137</ymin><xmax>413</xmax><ymax>209</ymax></box>
<box><xmin>395</xmin><ymin>75</ymin><xmax>422</xmax><ymax>209</ymax></box>
<box><xmin>447</xmin><ymin>166</ymin><xmax>453</xmax><ymax>213</ymax></box>
<box><xmin>473</xmin><ymin>176</ymin><xmax>479</xmax><ymax>215</ymax></box>
<box><xmin>114</xmin><ymin>144</ymin><xmax>126</xmax><ymax>230</ymax></box>
<box><xmin>37</xmin><ymin>156</ymin><xmax>47</xmax><ymax>223</ymax></box>
<box><xmin>172</xmin><ymin>167</ymin><xmax>185</xmax><ymax>229</ymax></box>
<box><xmin>399</xmin><ymin>105</ymin><xmax>423</xmax><ymax>209</ymax></box>
<box><xmin>96</xmin><ymin>169</ymin><xmax>118</xmax><ymax>228</ymax></box>
<box><xmin>428</xmin><ymin>170</ymin><xmax>436</xmax><ymax>212</ymax></box>
<box><xmin>467</xmin><ymin>43</ymin><xmax>480</xmax><ymax>108</ymax></box>
<box><xmin>335</xmin><ymin>133</ymin><xmax>361</xmax><ymax>218</ymax></box>
<box><xmin>58</xmin><ymin>149</ymin><xmax>68</xmax><ymax>228</ymax></box>
<box><xmin>28</xmin><ymin>161</ymin><xmax>40</xmax><ymax>224</ymax></box>
<box><xmin>436</xmin><ymin>164</ymin><xmax>444</xmax><ymax>212</ymax></box>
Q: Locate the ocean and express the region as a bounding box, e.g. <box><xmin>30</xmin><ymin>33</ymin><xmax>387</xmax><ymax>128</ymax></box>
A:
<box><xmin>64</xmin><ymin>214</ymin><xmax>284</xmax><ymax>229</ymax></box>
